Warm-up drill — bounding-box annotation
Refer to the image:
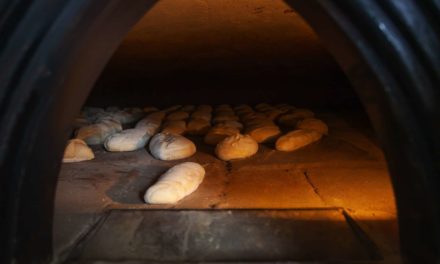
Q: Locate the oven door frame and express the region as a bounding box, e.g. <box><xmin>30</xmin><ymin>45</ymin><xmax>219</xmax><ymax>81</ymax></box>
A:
<box><xmin>0</xmin><ymin>0</ymin><xmax>439</xmax><ymax>263</ymax></box>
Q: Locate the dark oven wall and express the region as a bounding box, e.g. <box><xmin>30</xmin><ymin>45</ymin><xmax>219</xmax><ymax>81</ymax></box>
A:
<box><xmin>86</xmin><ymin>0</ymin><xmax>358</xmax><ymax>110</ymax></box>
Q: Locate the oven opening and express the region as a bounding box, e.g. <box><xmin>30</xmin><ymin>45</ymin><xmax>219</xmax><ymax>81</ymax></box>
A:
<box><xmin>54</xmin><ymin>1</ymin><xmax>399</xmax><ymax>263</ymax></box>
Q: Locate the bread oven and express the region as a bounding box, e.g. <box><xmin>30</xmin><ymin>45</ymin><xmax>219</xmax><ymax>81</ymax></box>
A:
<box><xmin>1</xmin><ymin>1</ymin><xmax>439</xmax><ymax>264</ymax></box>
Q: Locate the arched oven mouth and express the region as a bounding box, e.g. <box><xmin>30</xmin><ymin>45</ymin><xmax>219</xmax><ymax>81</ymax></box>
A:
<box><xmin>0</xmin><ymin>1</ymin><xmax>439</xmax><ymax>264</ymax></box>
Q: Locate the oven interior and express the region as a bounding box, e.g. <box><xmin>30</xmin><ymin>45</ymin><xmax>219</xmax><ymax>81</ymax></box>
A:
<box><xmin>54</xmin><ymin>1</ymin><xmax>399</xmax><ymax>263</ymax></box>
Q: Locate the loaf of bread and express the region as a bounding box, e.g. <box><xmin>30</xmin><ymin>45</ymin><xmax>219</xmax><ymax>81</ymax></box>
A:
<box><xmin>277</xmin><ymin>109</ymin><xmax>315</xmax><ymax>127</ymax></box>
<box><xmin>163</xmin><ymin>105</ymin><xmax>182</xmax><ymax>113</ymax></box>
<box><xmin>144</xmin><ymin>162</ymin><xmax>205</xmax><ymax>204</ymax></box>
<box><xmin>180</xmin><ymin>105</ymin><xmax>195</xmax><ymax>112</ymax></box>
<box><xmin>204</xmin><ymin>125</ymin><xmax>240</xmax><ymax>145</ymax></box>
<box><xmin>143</xmin><ymin>106</ymin><xmax>159</xmax><ymax>113</ymax></box>
<box><xmin>197</xmin><ymin>105</ymin><xmax>213</xmax><ymax>112</ymax></box>
<box><xmin>166</xmin><ymin>111</ymin><xmax>189</xmax><ymax>121</ymax></box>
<box><xmin>246</xmin><ymin>124</ymin><xmax>281</xmax><ymax>143</ymax></box>
<box><xmin>149</xmin><ymin>133</ymin><xmax>196</xmax><ymax>160</ymax></box>
<box><xmin>275</xmin><ymin>129</ymin><xmax>322</xmax><ymax>152</ymax></box>
<box><xmin>296</xmin><ymin>118</ymin><xmax>328</xmax><ymax>135</ymax></box>
<box><xmin>135</xmin><ymin>112</ymin><xmax>164</xmax><ymax>136</ymax></box>
<box><xmin>187</xmin><ymin>119</ymin><xmax>211</xmax><ymax>135</ymax></box>
<box><xmin>255</xmin><ymin>103</ymin><xmax>271</xmax><ymax>112</ymax></box>
<box><xmin>161</xmin><ymin>120</ymin><xmax>186</xmax><ymax>135</ymax></box>
<box><xmin>63</xmin><ymin>139</ymin><xmax>95</xmax><ymax>162</ymax></box>
<box><xmin>104</xmin><ymin>128</ymin><xmax>149</xmax><ymax>152</ymax></box>
<box><xmin>76</xmin><ymin>119</ymin><xmax>122</xmax><ymax>145</ymax></box>
<box><xmin>215</xmin><ymin>120</ymin><xmax>243</xmax><ymax>130</ymax></box>
<box><xmin>215</xmin><ymin>134</ymin><xmax>258</xmax><ymax>161</ymax></box>
<box><xmin>213</xmin><ymin>115</ymin><xmax>239</xmax><ymax>123</ymax></box>
<box><xmin>191</xmin><ymin>110</ymin><xmax>212</xmax><ymax>121</ymax></box>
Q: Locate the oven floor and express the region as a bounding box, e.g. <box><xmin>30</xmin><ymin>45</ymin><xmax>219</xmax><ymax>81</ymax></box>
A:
<box><xmin>55</xmin><ymin>113</ymin><xmax>400</xmax><ymax>263</ymax></box>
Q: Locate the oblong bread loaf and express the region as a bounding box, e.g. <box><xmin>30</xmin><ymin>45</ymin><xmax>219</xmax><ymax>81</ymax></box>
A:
<box><xmin>144</xmin><ymin>162</ymin><xmax>205</xmax><ymax>204</ymax></box>
<box><xmin>163</xmin><ymin>105</ymin><xmax>182</xmax><ymax>113</ymax></box>
<box><xmin>161</xmin><ymin>120</ymin><xmax>186</xmax><ymax>135</ymax></box>
<box><xmin>246</xmin><ymin>125</ymin><xmax>281</xmax><ymax>143</ymax></box>
<box><xmin>149</xmin><ymin>133</ymin><xmax>196</xmax><ymax>160</ymax></box>
<box><xmin>215</xmin><ymin>134</ymin><xmax>258</xmax><ymax>161</ymax></box>
<box><xmin>275</xmin><ymin>129</ymin><xmax>322</xmax><ymax>152</ymax></box>
<box><xmin>76</xmin><ymin>119</ymin><xmax>122</xmax><ymax>145</ymax></box>
<box><xmin>187</xmin><ymin>119</ymin><xmax>211</xmax><ymax>135</ymax></box>
<box><xmin>181</xmin><ymin>105</ymin><xmax>195</xmax><ymax>112</ymax></box>
<box><xmin>166</xmin><ymin>111</ymin><xmax>189</xmax><ymax>121</ymax></box>
<box><xmin>104</xmin><ymin>128</ymin><xmax>149</xmax><ymax>152</ymax></box>
<box><xmin>296</xmin><ymin>118</ymin><xmax>328</xmax><ymax>135</ymax></box>
<box><xmin>213</xmin><ymin>115</ymin><xmax>239</xmax><ymax>123</ymax></box>
<box><xmin>197</xmin><ymin>105</ymin><xmax>213</xmax><ymax>112</ymax></box>
<box><xmin>204</xmin><ymin>126</ymin><xmax>240</xmax><ymax>145</ymax></box>
<box><xmin>63</xmin><ymin>139</ymin><xmax>95</xmax><ymax>163</ymax></box>
<box><xmin>191</xmin><ymin>110</ymin><xmax>211</xmax><ymax>121</ymax></box>
<box><xmin>135</xmin><ymin>119</ymin><xmax>161</xmax><ymax>136</ymax></box>
<box><xmin>216</xmin><ymin>120</ymin><xmax>243</xmax><ymax>130</ymax></box>
<box><xmin>143</xmin><ymin>106</ymin><xmax>159</xmax><ymax>113</ymax></box>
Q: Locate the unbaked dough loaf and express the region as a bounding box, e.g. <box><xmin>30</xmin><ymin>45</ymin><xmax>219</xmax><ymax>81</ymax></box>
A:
<box><xmin>275</xmin><ymin>129</ymin><xmax>323</xmax><ymax>152</ymax></box>
<box><xmin>204</xmin><ymin>125</ymin><xmax>240</xmax><ymax>145</ymax></box>
<box><xmin>166</xmin><ymin>111</ymin><xmax>189</xmax><ymax>121</ymax></box>
<box><xmin>215</xmin><ymin>134</ymin><xmax>258</xmax><ymax>161</ymax></box>
<box><xmin>104</xmin><ymin>128</ymin><xmax>149</xmax><ymax>152</ymax></box>
<box><xmin>76</xmin><ymin>119</ymin><xmax>122</xmax><ymax>145</ymax></box>
<box><xmin>149</xmin><ymin>133</ymin><xmax>196</xmax><ymax>160</ymax></box>
<box><xmin>296</xmin><ymin>118</ymin><xmax>328</xmax><ymax>135</ymax></box>
<box><xmin>161</xmin><ymin>120</ymin><xmax>186</xmax><ymax>135</ymax></box>
<box><xmin>63</xmin><ymin>139</ymin><xmax>95</xmax><ymax>162</ymax></box>
<box><xmin>187</xmin><ymin>118</ymin><xmax>211</xmax><ymax>135</ymax></box>
<box><xmin>144</xmin><ymin>162</ymin><xmax>205</xmax><ymax>204</ymax></box>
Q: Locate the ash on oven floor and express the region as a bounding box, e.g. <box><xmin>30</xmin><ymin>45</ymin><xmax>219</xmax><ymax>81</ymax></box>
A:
<box><xmin>68</xmin><ymin>208</ymin><xmax>382</xmax><ymax>263</ymax></box>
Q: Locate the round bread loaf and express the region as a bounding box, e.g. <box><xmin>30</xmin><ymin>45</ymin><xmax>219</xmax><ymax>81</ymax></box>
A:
<box><xmin>149</xmin><ymin>133</ymin><xmax>196</xmax><ymax>160</ymax></box>
<box><xmin>63</xmin><ymin>139</ymin><xmax>95</xmax><ymax>162</ymax></box>
<box><xmin>215</xmin><ymin>134</ymin><xmax>258</xmax><ymax>161</ymax></box>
